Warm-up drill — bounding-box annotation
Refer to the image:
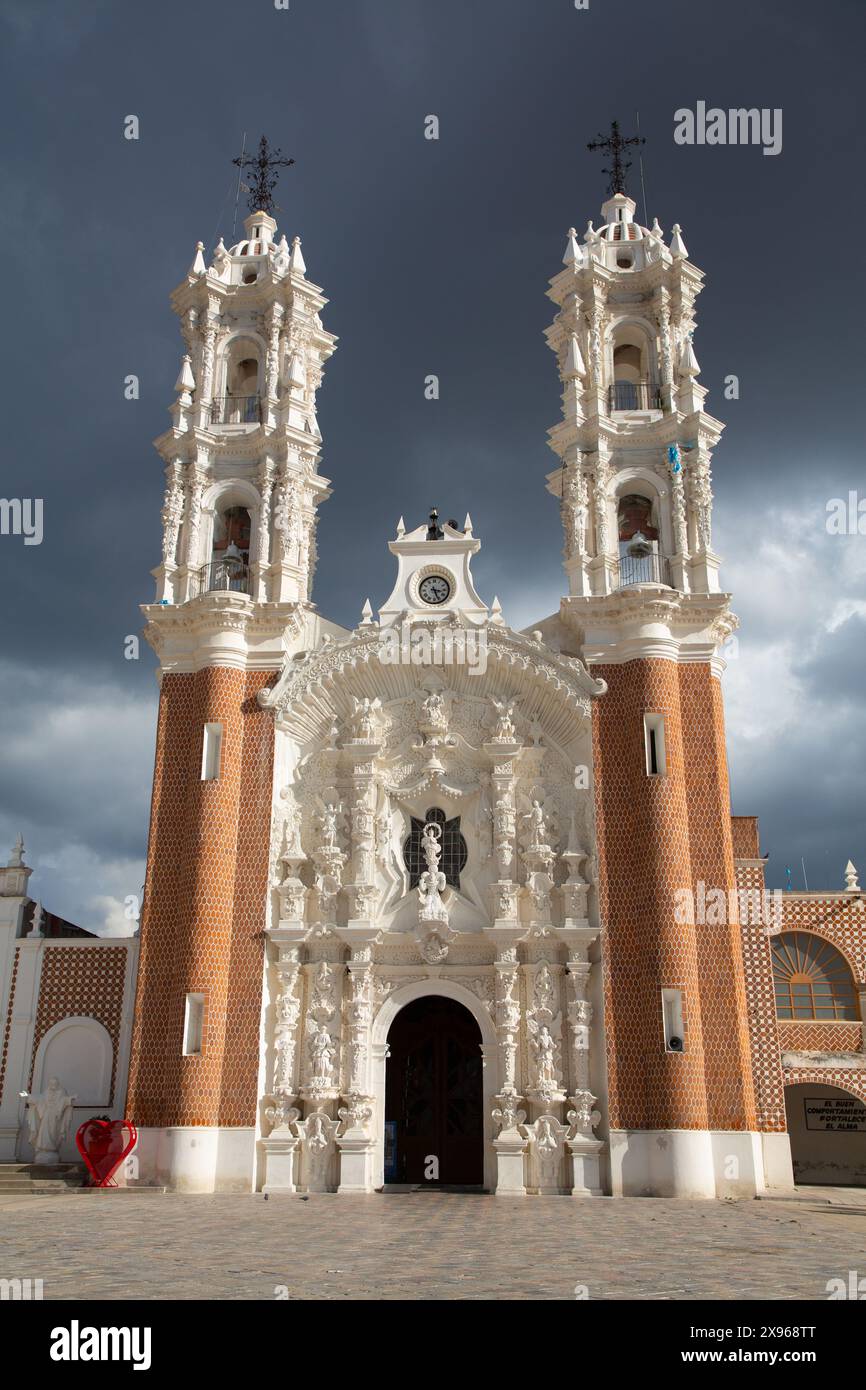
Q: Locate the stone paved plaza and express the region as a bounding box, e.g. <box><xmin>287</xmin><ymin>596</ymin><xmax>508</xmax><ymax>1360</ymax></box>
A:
<box><xmin>1</xmin><ymin>1188</ymin><xmax>865</xmax><ymax>1300</ymax></box>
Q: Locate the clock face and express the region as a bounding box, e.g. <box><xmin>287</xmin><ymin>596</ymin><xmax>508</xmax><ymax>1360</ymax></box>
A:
<box><xmin>418</xmin><ymin>574</ymin><xmax>451</xmax><ymax>605</ymax></box>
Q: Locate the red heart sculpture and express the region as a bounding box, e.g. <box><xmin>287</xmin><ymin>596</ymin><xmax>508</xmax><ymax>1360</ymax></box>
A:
<box><xmin>75</xmin><ymin>1118</ymin><xmax>138</xmax><ymax>1188</ymax></box>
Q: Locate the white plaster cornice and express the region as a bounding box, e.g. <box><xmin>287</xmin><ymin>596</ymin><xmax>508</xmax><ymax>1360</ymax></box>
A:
<box><xmin>561</xmin><ymin>587</ymin><xmax>737</xmax><ymax>669</ymax></box>
<box><xmin>141</xmin><ymin>595</ymin><xmax>320</xmax><ymax>672</ymax></box>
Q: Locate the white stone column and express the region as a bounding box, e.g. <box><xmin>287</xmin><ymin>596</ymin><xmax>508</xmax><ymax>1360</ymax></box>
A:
<box><xmin>486</xmin><ymin>928</ymin><xmax>528</xmax><ymax>1196</ymax></box>
<box><xmin>656</xmin><ymin>288</ymin><xmax>674</xmax><ymax>411</ymax></box>
<box><xmin>588</xmin><ymin>451</ymin><xmax>617</xmax><ymax>595</ymax></box>
<box><xmin>335</xmin><ymin>930</ymin><xmax>379</xmax><ymax>1195</ymax></box>
<box><xmin>669</xmin><ymin>458</ymin><xmax>691</xmax><ymax>593</ymax></box>
<box><xmin>265</xmin><ymin>304</ymin><xmax>284</xmax><ymax>407</ymax></box>
<box><xmin>0</xmin><ymin>938</ymin><xmax>42</xmax><ymax>1161</ymax></box>
<box><xmin>255</xmin><ymin>458</ymin><xmax>275</xmax><ymax>602</ymax></box>
<box><xmin>561</xmin><ymin>463</ymin><xmax>591</xmax><ymax>597</ymax></box>
<box><xmin>195</xmin><ymin>307</ymin><xmax>219</xmax><ymax>430</ymax></box>
<box><xmin>687</xmin><ymin>450</ymin><xmax>721</xmax><ymax>593</ymax></box>
<box><xmin>558</xmin><ymin>927</ymin><xmax>604</xmax><ymax>1196</ymax></box>
<box><xmin>261</xmin><ymin>926</ymin><xmax>307</xmax><ymax>1194</ymax></box>
<box><xmin>154</xmin><ymin>461</ymin><xmax>184</xmax><ymax>603</ymax></box>
<box><xmin>179</xmin><ymin>464</ymin><xmax>206</xmax><ymax>602</ymax></box>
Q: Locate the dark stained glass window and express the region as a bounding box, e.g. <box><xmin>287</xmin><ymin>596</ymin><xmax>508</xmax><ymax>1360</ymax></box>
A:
<box><xmin>403</xmin><ymin>807</ymin><xmax>467</xmax><ymax>890</ymax></box>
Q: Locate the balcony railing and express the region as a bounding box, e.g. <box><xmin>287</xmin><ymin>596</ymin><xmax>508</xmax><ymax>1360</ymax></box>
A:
<box><xmin>192</xmin><ymin>556</ymin><xmax>253</xmax><ymax>597</ymax></box>
<box><xmin>615</xmin><ymin>550</ymin><xmax>670</xmax><ymax>588</ymax></box>
<box><xmin>209</xmin><ymin>394</ymin><xmax>262</xmax><ymax>426</ymax></box>
<box><xmin>608</xmin><ymin>380</ymin><xmax>662</xmax><ymax>412</ymax></box>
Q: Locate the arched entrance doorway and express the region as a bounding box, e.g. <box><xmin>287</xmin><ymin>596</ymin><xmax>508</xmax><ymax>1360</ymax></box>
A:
<box><xmin>784</xmin><ymin>1082</ymin><xmax>866</xmax><ymax>1187</ymax></box>
<box><xmin>385</xmin><ymin>996</ymin><xmax>484</xmax><ymax>1187</ymax></box>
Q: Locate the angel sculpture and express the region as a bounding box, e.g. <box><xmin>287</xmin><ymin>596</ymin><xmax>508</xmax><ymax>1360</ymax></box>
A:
<box><xmin>526</xmin><ymin>1013</ymin><xmax>563</xmax><ymax>1097</ymax></box>
<box><xmin>519</xmin><ymin>788</ymin><xmax>558</xmax><ymax>856</ymax></box>
<box><xmin>490</xmin><ymin>698</ymin><xmax>518</xmax><ymax>743</ymax></box>
<box><xmin>350</xmin><ymin>695</ymin><xmax>381</xmax><ymax>742</ymax></box>
<box><xmin>533</xmin><ymin>1024</ymin><xmax>558</xmax><ymax>1089</ymax></box>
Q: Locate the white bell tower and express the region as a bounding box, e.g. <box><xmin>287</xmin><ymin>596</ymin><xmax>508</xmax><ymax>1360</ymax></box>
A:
<box><xmin>146</xmin><ymin>150</ymin><xmax>338</xmax><ymax>672</ymax></box>
<box><xmin>545</xmin><ymin>187</ymin><xmax>727</xmax><ymax>616</ymax></box>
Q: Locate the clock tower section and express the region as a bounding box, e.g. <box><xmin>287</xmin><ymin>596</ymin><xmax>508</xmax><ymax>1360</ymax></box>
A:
<box><xmin>126</xmin><ymin>199</ymin><xmax>338</xmax><ymax>1187</ymax></box>
<box><xmin>544</xmin><ymin>185</ymin><xmax>781</xmax><ymax>1197</ymax></box>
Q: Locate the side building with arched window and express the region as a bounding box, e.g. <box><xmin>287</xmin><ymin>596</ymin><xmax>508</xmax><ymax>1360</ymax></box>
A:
<box><xmin>733</xmin><ymin>816</ymin><xmax>866</xmax><ymax>1189</ymax></box>
<box><xmin>0</xmin><ymin>840</ymin><xmax>139</xmax><ymax>1178</ymax></box>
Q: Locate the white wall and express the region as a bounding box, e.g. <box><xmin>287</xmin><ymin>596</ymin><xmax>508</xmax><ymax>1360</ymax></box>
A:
<box><xmin>785</xmin><ymin>1083</ymin><xmax>866</xmax><ymax>1187</ymax></box>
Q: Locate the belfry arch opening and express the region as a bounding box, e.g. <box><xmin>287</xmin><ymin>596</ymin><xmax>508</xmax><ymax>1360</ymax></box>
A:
<box><xmin>609</xmin><ymin>324</ymin><xmax>658</xmax><ymax>411</ymax></box>
<box><xmin>217</xmin><ymin>337</ymin><xmax>262</xmax><ymax>423</ymax></box>
<box><xmin>616</xmin><ymin>491</ymin><xmax>662</xmax><ymax>586</ymax></box>
<box><xmin>384</xmin><ymin>995</ymin><xmax>484</xmax><ymax>1188</ymax></box>
<box><xmin>208</xmin><ymin>503</ymin><xmax>252</xmax><ymax>592</ymax></box>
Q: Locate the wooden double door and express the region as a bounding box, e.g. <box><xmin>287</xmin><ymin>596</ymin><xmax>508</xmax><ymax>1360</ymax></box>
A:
<box><xmin>385</xmin><ymin>996</ymin><xmax>484</xmax><ymax>1186</ymax></box>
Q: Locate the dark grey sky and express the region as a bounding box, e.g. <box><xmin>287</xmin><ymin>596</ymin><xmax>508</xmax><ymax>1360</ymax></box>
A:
<box><xmin>1</xmin><ymin>0</ymin><xmax>864</xmax><ymax>924</ymax></box>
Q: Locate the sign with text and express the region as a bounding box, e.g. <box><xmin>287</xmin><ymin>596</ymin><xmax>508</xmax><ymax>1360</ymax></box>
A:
<box><xmin>804</xmin><ymin>1096</ymin><xmax>866</xmax><ymax>1132</ymax></box>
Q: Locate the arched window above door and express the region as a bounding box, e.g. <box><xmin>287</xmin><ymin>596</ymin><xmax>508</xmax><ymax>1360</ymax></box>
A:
<box><xmin>772</xmin><ymin>932</ymin><xmax>859</xmax><ymax>1020</ymax></box>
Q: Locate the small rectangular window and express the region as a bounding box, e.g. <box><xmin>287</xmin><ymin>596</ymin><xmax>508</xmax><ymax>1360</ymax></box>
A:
<box><xmin>662</xmin><ymin>988</ymin><xmax>684</xmax><ymax>1052</ymax></box>
<box><xmin>644</xmin><ymin>712</ymin><xmax>666</xmax><ymax>776</ymax></box>
<box><xmin>201</xmin><ymin>722</ymin><xmax>223</xmax><ymax>781</ymax></box>
<box><xmin>183</xmin><ymin>993</ymin><xmax>205</xmax><ymax>1056</ymax></box>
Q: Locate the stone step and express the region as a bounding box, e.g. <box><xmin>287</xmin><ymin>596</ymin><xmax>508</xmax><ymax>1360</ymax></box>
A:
<box><xmin>0</xmin><ymin>1162</ymin><xmax>86</xmax><ymax>1194</ymax></box>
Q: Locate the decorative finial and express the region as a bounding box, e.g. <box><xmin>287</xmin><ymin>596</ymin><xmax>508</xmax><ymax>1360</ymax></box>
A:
<box><xmin>9</xmin><ymin>833</ymin><xmax>25</xmax><ymax>868</ymax></box>
<box><xmin>189</xmin><ymin>241</ymin><xmax>206</xmax><ymax>277</ymax></box>
<box><xmin>289</xmin><ymin>236</ymin><xmax>306</xmax><ymax>276</ymax></box>
<box><xmin>27</xmin><ymin>901</ymin><xmax>44</xmax><ymax>939</ymax></box>
<box><xmin>463</xmin><ymin>512</ymin><xmax>473</xmax><ymax>536</ymax></box>
<box><xmin>678</xmin><ymin>335</ymin><xmax>700</xmax><ymax>377</ymax></box>
<box><xmin>845</xmin><ymin>859</ymin><xmax>861</xmax><ymax>893</ymax></box>
<box><xmin>564</xmin><ymin>334</ymin><xmax>586</xmax><ymax>379</ymax></box>
<box><xmin>360</xmin><ymin>598</ymin><xmax>374</xmax><ymax>627</ymax></box>
<box><xmin>563</xmin><ymin>227</ymin><xmax>582</xmax><ymax>267</ymax></box>
<box><xmin>669</xmin><ymin>223</ymin><xmax>688</xmax><ymax>259</ymax></box>
<box><xmin>396</xmin><ymin>516</ymin><xmax>406</xmax><ymax>537</ymax></box>
<box><xmin>586</xmin><ymin>119</ymin><xmax>645</xmax><ymax>197</ymax></box>
<box><xmin>232</xmin><ymin>135</ymin><xmax>295</xmax><ymax>216</ymax></box>
<box><xmin>174</xmin><ymin>355</ymin><xmax>196</xmax><ymax>395</ymax></box>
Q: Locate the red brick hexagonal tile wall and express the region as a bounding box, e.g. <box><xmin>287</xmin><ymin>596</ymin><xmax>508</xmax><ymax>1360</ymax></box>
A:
<box><xmin>126</xmin><ymin>667</ymin><xmax>276</xmax><ymax>1128</ymax></box>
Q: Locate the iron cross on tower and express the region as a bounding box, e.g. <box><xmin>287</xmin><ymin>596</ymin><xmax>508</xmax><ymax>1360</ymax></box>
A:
<box><xmin>232</xmin><ymin>135</ymin><xmax>295</xmax><ymax>215</ymax></box>
<box><xmin>586</xmin><ymin>120</ymin><xmax>645</xmax><ymax>196</ymax></box>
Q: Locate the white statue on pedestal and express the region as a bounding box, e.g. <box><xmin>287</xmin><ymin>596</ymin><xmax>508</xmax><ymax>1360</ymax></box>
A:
<box><xmin>417</xmin><ymin>822</ymin><xmax>448</xmax><ymax>923</ymax></box>
<box><xmin>416</xmin><ymin>820</ymin><xmax>455</xmax><ymax>962</ymax></box>
<box><xmin>533</xmin><ymin>1024</ymin><xmax>558</xmax><ymax>1090</ymax></box>
<box><xmin>19</xmin><ymin>1077</ymin><xmax>76</xmax><ymax>1163</ymax></box>
<box><xmin>309</xmin><ymin>1024</ymin><xmax>337</xmax><ymax>1086</ymax></box>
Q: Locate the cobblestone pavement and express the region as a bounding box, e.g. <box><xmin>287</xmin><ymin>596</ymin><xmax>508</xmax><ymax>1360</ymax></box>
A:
<box><xmin>1</xmin><ymin>1189</ymin><xmax>865</xmax><ymax>1300</ymax></box>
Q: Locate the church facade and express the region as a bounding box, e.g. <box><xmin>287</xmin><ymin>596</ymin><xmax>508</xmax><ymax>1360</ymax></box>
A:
<box><xmin>116</xmin><ymin>181</ymin><xmax>866</xmax><ymax>1198</ymax></box>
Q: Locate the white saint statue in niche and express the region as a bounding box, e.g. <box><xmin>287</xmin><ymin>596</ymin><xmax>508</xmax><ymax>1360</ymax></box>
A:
<box><xmin>19</xmin><ymin>1077</ymin><xmax>77</xmax><ymax>1164</ymax></box>
<box><xmin>309</xmin><ymin>1025</ymin><xmax>336</xmax><ymax>1085</ymax></box>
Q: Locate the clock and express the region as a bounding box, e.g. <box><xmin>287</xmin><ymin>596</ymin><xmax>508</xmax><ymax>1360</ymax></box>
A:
<box><xmin>418</xmin><ymin>574</ymin><xmax>451</xmax><ymax>605</ymax></box>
